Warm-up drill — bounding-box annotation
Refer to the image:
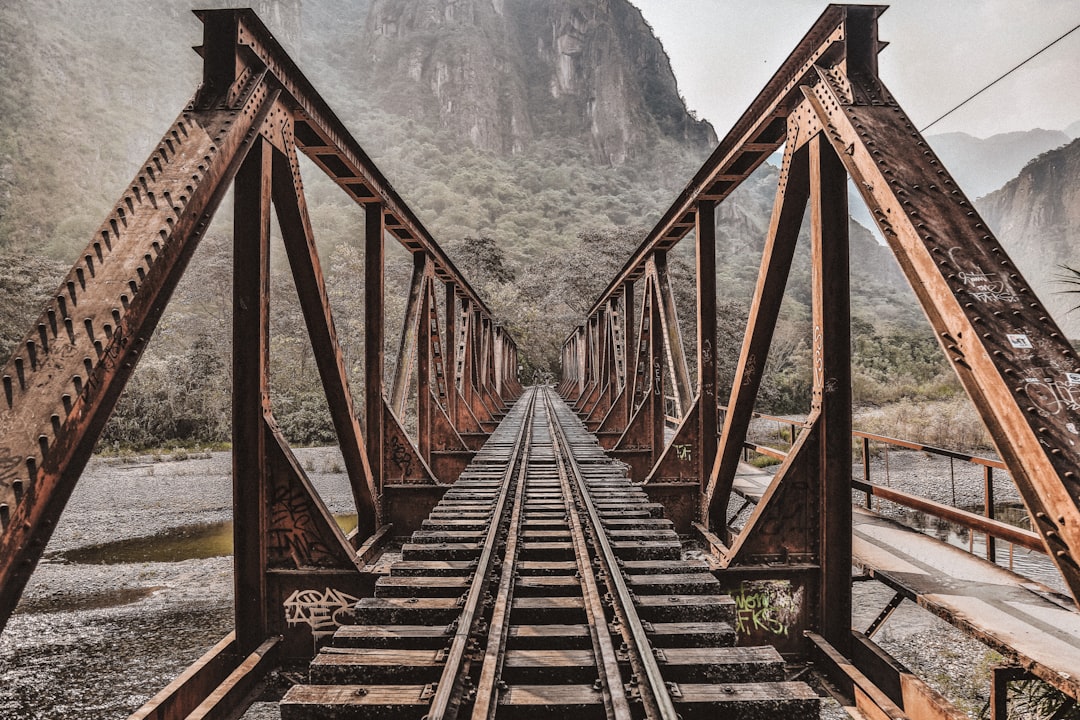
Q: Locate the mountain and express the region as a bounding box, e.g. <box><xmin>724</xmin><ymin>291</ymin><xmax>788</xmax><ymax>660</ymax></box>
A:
<box><xmin>354</xmin><ymin>0</ymin><xmax>716</xmax><ymax>163</ymax></box>
<box><xmin>1066</xmin><ymin>120</ymin><xmax>1080</xmax><ymax>140</ymax></box>
<box><xmin>979</xmin><ymin>138</ymin><xmax>1080</xmax><ymax>339</ymax></box>
<box><xmin>926</xmin><ymin>128</ymin><xmax>1070</xmax><ymax>200</ymax></box>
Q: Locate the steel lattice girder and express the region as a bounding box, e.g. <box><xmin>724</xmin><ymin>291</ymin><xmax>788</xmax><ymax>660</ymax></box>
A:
<box><xmin>561</xmin><ymin>4</ymin><xmax>1080</xmax><ymax>605</ymax></box>
<box><xmin>0</xmin><ymin>8</ymin><xmax>519</xmax><ymax>639</ymax></box>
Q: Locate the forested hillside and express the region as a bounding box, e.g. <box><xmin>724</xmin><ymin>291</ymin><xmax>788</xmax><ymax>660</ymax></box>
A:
<box><xmin>0</xmin><ymin>0</ymin><xmax>966</xmax><ymax>450</ymax></box>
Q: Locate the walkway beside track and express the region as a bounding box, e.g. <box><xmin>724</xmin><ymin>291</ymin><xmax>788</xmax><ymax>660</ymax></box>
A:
<box><xmin>733</xmin><ymin>464</ymin><xmax>1080</xmax><ymax>700</ymax></box>
<box><xmin>281</xmin><ymin>387</ymin><xmax>820</xmax><ymax>719</ymax></box>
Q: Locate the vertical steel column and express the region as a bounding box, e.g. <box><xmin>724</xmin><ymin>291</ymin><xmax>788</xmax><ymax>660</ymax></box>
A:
<box><xmin>810</xmin><ymin>134</ymin><xmax>852</xmax><ymax>653</ymax></box>
<box><xmin>475</xmin><ymin>309</ymin><xmax>486</xmax><ymax>401</ymax></box>
<box><xmin>417</xmin><ymin>258</ymin><xmax>432</xmax><ymax>462</ymax></box>
<box><xmin>576</xmin><ymin>326</ymin><xmax>586</xmax><ymax>398</ymax></box>
<box><xmin>232</xmin><ymin>137</ymin><xmax>272</xmax><ymax>653</ymax></box>
<box><xmin>622</xmin><ymin>280</ymin><xmax>634</xmax><ymax>426</ymax></box>
<box><xmin>985</xmin><ymin>466</ymin><xmax>997</xmax><ymax>563</ymax></box>
<box><xmin>445</xmin><ymin>281</ymin><xmax>458</xmax><ymax>420</ymax></box>
<box><xmin>649</xmin><ymin>262</ymin><xmax>666</xmax><ymax>469</ymax></box>
<box><xmin>364</xmin><ymin>201</ymin><xmax>385</xmax><ymax>496</ymax></box>
<box><xmin>697</xmin><ymin>200</ymin><xmax>718</xmax><ymax>494</ymax></box>
<box><xmin>493</xmin><ymin>326</ymin><xmax>504</xmax><ymax>398</ymax></box>
<box><xmin>461</xmin><ymin>299</ymin><xmax>476</xmax><ymax>411</ymax></box>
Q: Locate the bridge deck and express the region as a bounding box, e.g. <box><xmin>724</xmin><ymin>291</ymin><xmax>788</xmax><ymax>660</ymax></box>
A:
<box><xmin>733</xmin><ymin>465</ymin><xmax>1080</xmax><ymax>698</ymax></box>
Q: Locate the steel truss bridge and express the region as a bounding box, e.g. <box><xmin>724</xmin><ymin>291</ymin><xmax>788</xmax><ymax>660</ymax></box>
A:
<box><xmin>0</xmin><ymin>5</ymin><xmax>1078</xmax><ymax>719</ymax></box>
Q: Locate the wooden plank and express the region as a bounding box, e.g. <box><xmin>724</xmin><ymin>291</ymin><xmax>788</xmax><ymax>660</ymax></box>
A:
<box><xmin>281</xmin><ymin>683</ymin><xmax>432</xmax><ymax>714</ymax></box>
<box><xmin>508</xmin><ymin>624</ymin><xmax>592</xmax><ymax>648</ymax></box>
<box><xmin>659</xmin><ymin>646</ymin><xmax>783</xmax><ymax>682</ymax></box>
<box><xmin>499</xmin><ymin>684</ymin><xmax>604</xmax><ymax>706</ymax></box>
<box><xmin>333</xmin><ymin>624</ymin><xmax>452</xmax><ymax>649</ymax></box>
<box><xmin>853</xmin><ymin>507</ymin><xmax>1080</xmax><ymax>699</ymax></box>
<box><xmin>635</xmin><ymin>594</ymin><xmax>736</xmax><ymax>623</ymax></box>
<box><xmin>185</xmin><ymin>636</ymin><xmax>280</xmax><ymax>720</ymax></box>
<box><xmin>127</xmin><ymin>633</ymin><xmax>237</xmax><ymax>720</ymax></box>
<box><xmin>672</xmin><ymin>682</ymin><xmax>820</xmax><ymax>719</ymax></box>
<box><xmin>627</xmin><ymin>573</ymin><xmax>720</xmax><ymax>594</ymax></box>
<box><xmin>646</xmin><ymin>621</ymin><xmax>736</xmax><ymax>647</ymax></box>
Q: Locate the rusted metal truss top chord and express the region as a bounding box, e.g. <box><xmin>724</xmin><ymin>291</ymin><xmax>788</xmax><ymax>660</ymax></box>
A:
<box><xmin>579</xmin><ymin>3</ymin><xmax>884</xmax><ymax>322</ymax></box>
<box><xmin>194</xmin><ymin>8</ymin><xmax>499</xmax><ymax>322</ymax></box>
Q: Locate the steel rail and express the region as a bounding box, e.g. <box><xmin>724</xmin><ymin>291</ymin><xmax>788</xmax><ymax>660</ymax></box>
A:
<box><xmin>544</xmin><ymin>388</ymin><xmax>680</xmax><ymax>720</ymax></box>
<box><xmin>427</xmin><ymin>387</ymin><xmax>538</xmax><ymax>720</ymax></box>
<box><xmin>469</xmin><ymin>400</ymin><xmax>537</xmax><ymax>718</ymax></box>
<box><xmin>545</xmin><ymin>395</ymin><xmax>634</xmax><ymax>718</ymax></box>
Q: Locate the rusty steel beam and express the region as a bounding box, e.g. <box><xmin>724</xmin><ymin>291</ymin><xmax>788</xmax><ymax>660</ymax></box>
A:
<box><xmin>696</xmin><ymin>200</ymin><xmax>719</xmax><ymax>498</ymax></box>
<box><xmin>195</xmin><ymin>9</ymin><xmax>498</xmax><ymax>321</ymax></box>
<box><xmin>704</xmin><ymin>134</ymin><xmax>809</xmax><ymax>531</ymax></box>
<box><xmin>417</xmin><ymin>259</ymin><xmax>433</xmax><ymax>462</ymax></box>
<box><xmin>802</xmin><ymin>39</ymin><xmax>1080</xmax><ymax>601</ymax></box>
<box><xmin>0</xmin><ymin>67</ymin><xmax>281</xmax><ymax>634</ymax></box>
<box><xmin>364</xmin><ymin>201</ymin><xmax>386</xmax><ymax>498</ymax></box>
<box><xmin>580</xmin><ymin>4</ymin><xmax>866</xmax><ymax>317</ymax></box>
<box><xmin>809</xmin><ymin>132</ymin><xmax>853</xmax><ymax>653</ymax></box>
<box><xmin>232</xmin><ymin>136</ymin><xmax>274</xmax><ymax>653</ymax></box>
<box><xmin>273</xmin><ymin>144</ymin><xmax>379</xmax><ymax>539</ymax></box>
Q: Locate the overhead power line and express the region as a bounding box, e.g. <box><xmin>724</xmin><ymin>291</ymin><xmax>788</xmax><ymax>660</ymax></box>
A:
<box><xmin>920</xmin><ymin>20</ymin><xmax>1080</xmax><ymax>133</ymax></box>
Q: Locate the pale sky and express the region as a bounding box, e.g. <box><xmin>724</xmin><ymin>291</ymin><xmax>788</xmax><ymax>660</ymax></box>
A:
<box><xmin>632</xmin><ymin>0</ymin><xmax>1080</xmax><ymax>139</ymax></box>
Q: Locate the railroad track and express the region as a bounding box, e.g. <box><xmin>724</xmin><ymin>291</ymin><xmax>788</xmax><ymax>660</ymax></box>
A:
<box><xmin>282</xmin><ymin>387</ymin><xmax>819</xmax><ymax>718</ymax></box>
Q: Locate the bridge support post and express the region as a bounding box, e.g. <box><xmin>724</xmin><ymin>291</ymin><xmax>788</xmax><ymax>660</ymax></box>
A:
<box><xmin>364</xmin><ymin>201</ymin><xmax>385</xmax><ymax>501</ymax></box>
<box><xmin>696</xmin><ymin>200</ymin><xmax>718</xmax><ymax>498</ymax></box>
<box><xmin>232</xmin><ymin>137</ymin><xmax>273</xmax><ymax>654</ymax></box>
<box><xmin>621</xmin><ymin>281</ymin><xmax>634</xmax><ymax>428</ymax></box>
<box><xmin>809</xmin><ymin>133</ymin><xmax>853</xmax><ymax>654</ymax></box>
<box><xmin>417</xmin><ymin>254</ymin><xmax>433</xmax><ymax>463</ymax></box>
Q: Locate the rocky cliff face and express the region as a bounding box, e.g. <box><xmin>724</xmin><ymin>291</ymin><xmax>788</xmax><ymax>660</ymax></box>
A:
<box><xmin>979</xmin><ymin>138</ymin><xmax>1080</xmax><ymax>338</ymax></box>
<box><xmin>927</xmin><ymin>128</ymin><xmax>1070</xmax><ymax>200</ymax></box>
<box><xmin>358</xmin><ymin>0</ymin><xmax>716</xmax><ymax>163</ymax></box>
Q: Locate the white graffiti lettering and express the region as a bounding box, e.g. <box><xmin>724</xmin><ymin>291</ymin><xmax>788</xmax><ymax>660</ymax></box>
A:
<box><xmin>283</xmin><ymin>587</ymin><xmax>359</xmax><ymax>638</ymax></box>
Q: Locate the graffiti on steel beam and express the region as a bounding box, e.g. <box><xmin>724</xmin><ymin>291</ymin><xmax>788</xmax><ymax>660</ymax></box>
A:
<box><xmin>283</xmin><ymin>587</ymin><xmax>359</xmax><ymax>639</ymax></box>
<box><xmin>389</xmin><ymin>434</ymin><xmax>414</xmax><ymax>480</ymax></box>
<box><xmin>729</xmin><ymin>580</ymin><xmax>803</xmax><ymax>638</ymax></box>
<box><xmin>269</xmin><ymin>478</ymin><xmax>340</xmax><ymax>567</ymax></box>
